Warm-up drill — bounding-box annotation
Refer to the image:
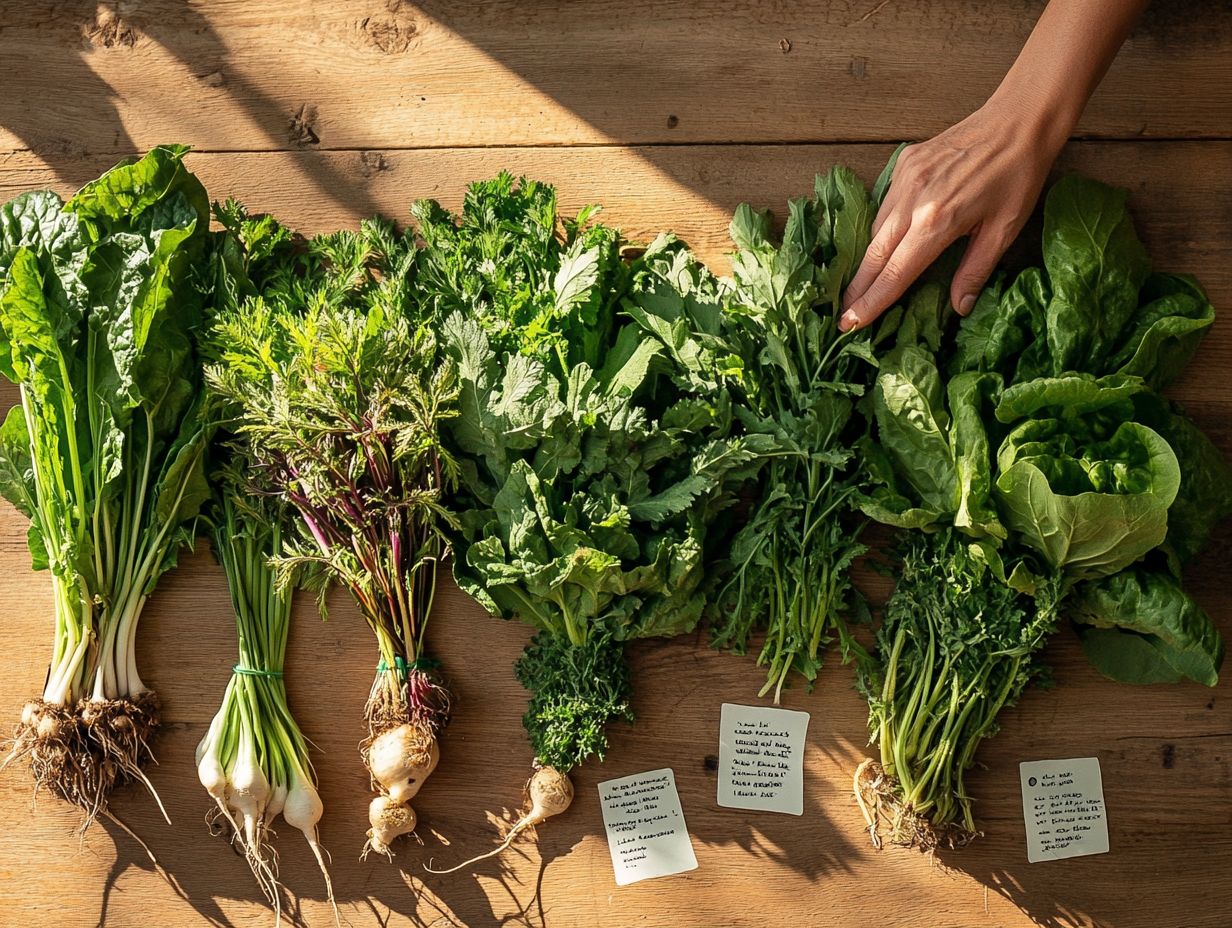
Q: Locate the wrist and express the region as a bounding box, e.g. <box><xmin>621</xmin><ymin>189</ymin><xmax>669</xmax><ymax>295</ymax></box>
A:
<box><xmin>982</xmin><ymin>79</ymin><xmax>1075</xmax><ymax>156</ymax></box>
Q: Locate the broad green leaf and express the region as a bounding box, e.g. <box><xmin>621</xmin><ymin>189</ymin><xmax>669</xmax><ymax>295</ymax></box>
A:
<box><xmin>1043</xmin><ymin>175</ymin><xmax>1150</xmax><ymax>373</ymax></box>
<box><xmin>994</xmin><ymin>422</ymin><xmax>1179</xmax><ymax>577</ymax></box>
<box><xmin>0</xmin><ymin>404</ymin><xmax>34</xmax><ymax>516</ymax></box>
<box><xmin>873</xmin><ymin>346</ymin><xmax>956</xmax><ymax>513</ymax></box>
<box><xmin>1072</xmin><ymin>568</ymin><xmax>1223</xmax><ymax>686</ymax></box>
<box><xmin>994</xmin><ymin>372</ymin><xmax>1144</xmax><ymax>423</ymax></box>
<box><xmin>1108</xmin><ymin>273</ymin><xmax>1214</xmax><ymax>390</ymax></box>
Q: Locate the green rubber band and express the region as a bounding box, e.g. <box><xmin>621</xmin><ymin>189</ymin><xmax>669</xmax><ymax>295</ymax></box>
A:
<box><xmin>233</xmin><ymin>665</ymin><xmax>284</xmax><ymax>679</ymax></box>
<box><xmin>376</xmin><ymin>656</ymin><xmax>440</xmax><ymax>674</ymax></box>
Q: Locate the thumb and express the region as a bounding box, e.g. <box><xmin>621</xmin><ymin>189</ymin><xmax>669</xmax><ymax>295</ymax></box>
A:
<box><xmin>950</xmin><ymin>226</ymin><xmax>1009</xmax><ymax>316</ymax></box>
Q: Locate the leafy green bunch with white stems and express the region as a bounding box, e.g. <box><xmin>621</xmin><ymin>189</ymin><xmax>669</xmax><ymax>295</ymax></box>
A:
<box><xmin>0</xmin><ymin>146</ymin><xmax>213</xmax><ymax>838</ymax></box>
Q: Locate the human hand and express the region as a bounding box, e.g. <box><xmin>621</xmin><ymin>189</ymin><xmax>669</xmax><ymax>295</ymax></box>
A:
<box><xmin>840</xmin><ymin>100</ymin><xmax>1067</xmax><ymax>332</ymax></box>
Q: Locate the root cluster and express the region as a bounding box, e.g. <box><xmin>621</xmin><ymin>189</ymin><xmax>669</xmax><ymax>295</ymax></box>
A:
<box><xmin>853</xmin><ymin>759</ymin><xmax>979</xmax><ymax>852</ymax></box>
<box><xmin>359</xmin><ymin>669</ymin><xmax>448</xmax><ymax>859</ymax></box>
<box><xmin>5</xmin><ymin>694</ymin><xmax>162</xmax><ymax>829</ymax></box>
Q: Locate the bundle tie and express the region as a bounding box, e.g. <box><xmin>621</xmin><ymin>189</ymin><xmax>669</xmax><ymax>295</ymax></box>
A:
<box><xmin>377</xmin><ymin>656</ymin><xmax>441</xmax><ymax>675</ymax></box>
<box><xmin>232</xmin><ymin>665</ymin><xmax>284</xmax><ymax>678</ymax></box>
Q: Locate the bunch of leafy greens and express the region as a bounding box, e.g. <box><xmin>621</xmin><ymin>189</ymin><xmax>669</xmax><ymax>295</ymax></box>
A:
<box><xmin>860</xmin><ymin>529</ymin><xmax>1063</xmax><ymax>845</ymax></box>
<box><xmin>0</xmin><ymin>146</ymin><xmax>213</xmax><ymax>824</ymax></box>
<box><xmin>855</xmin><ymin>174</ymin><xmax>1229</xmax><ymax>846</ymax></box>
<box><xmin>627</xmin><ymin>165</ymin><xmax>883</xmax><ymax>701</ymax></box>
<box><xmin>429</xmin><ymin>174</ymin><xmax>767</xmax><ymax>773</ymax></box>
<box><xmin>206</xmin><ymin>205</ymin><xmax>459</xmax><ymax>855</ymax></box>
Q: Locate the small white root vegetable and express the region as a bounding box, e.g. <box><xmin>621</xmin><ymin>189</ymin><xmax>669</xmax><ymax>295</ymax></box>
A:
<box><xmin>226</xmin><ymin>737</ymin><xmax>281</xmax><ymax>919</ymax></box>
<box><xmin>367</xmin><ymin>723</ymin><xmax>439</xmax><ymax>804</ymax></box>
<box><xmin>364</xmin><ymin>795</ymin><xmax>417</xmax><ymax>860</ymax></box>
<box><xmin>284</xmin><ymin>775</ymin><xmax>339</xmax><ymax>927</ymax></box>
<box><xmin>424</xmin><ymin>765</ymin><xmax>574</xmax><ymax>874</ymax></box>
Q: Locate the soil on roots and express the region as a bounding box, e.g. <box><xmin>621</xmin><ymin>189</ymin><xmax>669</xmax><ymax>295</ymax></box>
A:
<box><xmin>364</xmin><ymin>669</ymin><xmax>450</xmax><ymax>734</ymax></box>
<box><xmin>5</xmin><ymin>693</ymin><xmax>162</xmax><ymax>826</ymax></box>
<box><xmin>360</xmin><ymin>669</ymin><xmax>450</xmax><ymax>769</ymax></box>
<box><xmin>853</xmin><ymin>759</ymin><xmax>979</xmax><ymax>852</ymax></box>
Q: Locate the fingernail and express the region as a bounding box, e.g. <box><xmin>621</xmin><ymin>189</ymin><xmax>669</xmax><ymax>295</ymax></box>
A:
<box><xmin>958</xmin><ymin>294</ymin><xmax>976</xmax><ymax>316</ymax></box>
<box><xmin>839</xmin><ymin>310</ymin><xmax>859</xmax><ymax>332</ymax></box>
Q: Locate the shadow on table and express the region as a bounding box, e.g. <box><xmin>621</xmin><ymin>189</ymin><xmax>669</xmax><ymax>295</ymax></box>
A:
<box><xmin>0</xmin><ymin>3</ymin><xmax>384</xmax><ymax>216</ymax></box>
<box><xmin>938</xmin><ymin>858</ymin><xmax>1112</xmax><ymax>928</ymax></box>
<box><xmin>375</xmin><ymin>632</ymin><xmax>856</xmax><ymax>928</ymax></box>
<box><xmin>91</xmin><ymin>805</ymin><xmax>262</xmax><ymax>928</ymax></box>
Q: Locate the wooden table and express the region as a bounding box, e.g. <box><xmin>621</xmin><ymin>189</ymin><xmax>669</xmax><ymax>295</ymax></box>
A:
<box><xmin>1</xmin><ymin>3</ymin><xmax>1230</xmax><ymax>926</ymax></box>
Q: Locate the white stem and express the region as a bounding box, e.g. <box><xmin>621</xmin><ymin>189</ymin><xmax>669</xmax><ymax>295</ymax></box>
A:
<box><xmin>44</xmin><ymin>635</ymin><xmax>89</xmax><ymax>706</ymax></box>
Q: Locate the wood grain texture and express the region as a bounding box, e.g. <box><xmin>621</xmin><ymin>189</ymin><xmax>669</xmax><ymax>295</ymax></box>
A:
<box><xmin>2</xmin><ymin>1</ymin><xmax>1232</xmax><ymax>920</ymax></box>
<box><xmin>0</xmin><ymin>140</ymin><xmax>1228</xmax><ymax>928</ymax></box>
<box><xmin>0</xmin><ymin>0</ymin><xmax>1229</xmax><ymax>178</ymax></box>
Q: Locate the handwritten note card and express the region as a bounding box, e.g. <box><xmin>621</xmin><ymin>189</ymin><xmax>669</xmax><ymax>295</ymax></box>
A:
<box><xmin>1019</xmin><ymin>757</ymin><xmax>1110</xmax><ymax>863</ymax></box>
<box><xmin>598</xmin><ymin>768</ymin><xmax>698</xmax><ymax>885</ymax></box>
<box><xmin>717</xmin><ymin>703</ymin><xmax>809</xmax><ymax>815</ymax></box>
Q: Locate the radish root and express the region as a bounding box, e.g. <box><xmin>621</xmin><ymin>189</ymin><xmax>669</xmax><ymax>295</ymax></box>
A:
<box><xmin>359</xmin><ymin>668</ymin><xmax>448</xmax><ymax>859</ymax></box>
<box><xmin>424</xmin><ymin>765</ymin><xmax>573</xmax><ymax>874</ymax></box>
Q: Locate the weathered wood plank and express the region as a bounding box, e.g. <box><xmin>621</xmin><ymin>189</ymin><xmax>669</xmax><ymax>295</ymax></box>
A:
<box><xmin>0</xmin><ymin>0</ymin><xmax>1228</xmax><ymax>180</ymax></box>
<box><xmin>0</xmin><ymin>141</ymin><xmax>1229</xmax><ymax>927</ymax></box>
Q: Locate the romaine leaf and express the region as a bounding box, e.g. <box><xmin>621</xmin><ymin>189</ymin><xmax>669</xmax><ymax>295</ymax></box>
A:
<box><xmin>1072</xmin><ymin>568</ymin><xmax>1223</xmax><ymax>686</ymax></box>
<box><xmin>994</xmin><ymin>421</ymin><xmax>1179</xmax><ymax>576</ymax></box>
<box><xmin>994</xmin><ymin>372</ymin><xmax>1144</xmax><ymax>423</ymax></box>
<box><xmin>1042</xmin><ymin>176</ymin><xmax>1150</xmax><ymax>373</ymax></box>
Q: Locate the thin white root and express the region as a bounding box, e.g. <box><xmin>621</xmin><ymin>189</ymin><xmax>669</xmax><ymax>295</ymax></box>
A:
<box><xmin>128</xmin><ymin>761</ymin><xmax>172</xmax><ymax>826</ymax></box>
<box><xmin>853</xmin><ymin>758</ymin><xmax>882</xmax><ymax>850</ymax></box>
<box><xmin>307</xmin><ymin>836</ymin><xmax>340</xmax><ymax>928</ymax></box>
<box><xmin>423</xmin><ymin>818</ymin><xmax>535</xmax><ymax>875</ymax></box>
<box><xmin>101</xmin><ymin>809</ymin><xmax>161</xmax><ymax>868</ymax></box>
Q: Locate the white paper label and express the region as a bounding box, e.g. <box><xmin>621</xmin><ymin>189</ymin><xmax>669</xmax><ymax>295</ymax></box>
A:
<box><xmin>1019</xmin><ymin>757</ymin><xmax>1110</xmax><ymax>863</ymax></box>
<box><xmin>716</xmin><ymin>703</ymin><xmax>809</xmax><ymax>815</ymax></box>
<box><xmin>598</xmin><ymin>768</ymin><xmax>698</xmax><ymax>885</ymax></box>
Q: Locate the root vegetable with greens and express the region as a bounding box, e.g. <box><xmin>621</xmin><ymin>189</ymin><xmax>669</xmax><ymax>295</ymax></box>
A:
<box><xmin>421</xmin><ymin>175</ymin><xmax>766</xmax><ymax>871</ymax></box>
<box><xmin>207</xmin><ymin>207</ymin><xmax>457</xmax><ymax>858</ymax></box>
<box><xmin>0</xmin><ymin>147</ymin><xmax>213</xmax><ymax>836</ymax></box>
<box><xmin>195</xmin><ymin>462</ymin><xmax>337</xmax><ymax>921</ymax></box>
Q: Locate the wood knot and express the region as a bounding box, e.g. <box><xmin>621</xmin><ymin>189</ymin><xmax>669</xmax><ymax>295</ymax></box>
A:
<box><xmin>360</xmin><ymin>14</ymin><xmax>419</xmax><ymax>53</ymax></box>
<box><xmin>359</xmin><ymin>151</ymin><xmax>389</xmax><ymax>178</ymax></box>
<box><xmin>81</xmin><ymin>5</ymin><xmax>138</xmax><ymax>49</ymax></box>
<box><xmin>289</xmin><ymin>104</ymin><xmax>320</xmax><ymax>146</ymax></box>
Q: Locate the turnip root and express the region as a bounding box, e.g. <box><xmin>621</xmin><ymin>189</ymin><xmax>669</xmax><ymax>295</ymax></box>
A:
<box><xmin>284</xmin><ymin>773</ymin><xmax>338</xmax><ymax>925</ymax></box>
<box><xmin>425</xmin><ymin>765</ymin><xmax>574</xmax><ymax>874</ymax></box>
<box><xmin>358</xmin><ymin>666</ymin><xmax>450</xmax><ymax>858</ymax></box>
<box><xmin>364</xmin><ymin>795</ymin><xmax>417</xmax><ymax>859</ymax></box>
<box><xmin>367</xmin><ymin>723</ymin><xmax>440</xmax><ymax>805</ymax></box>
